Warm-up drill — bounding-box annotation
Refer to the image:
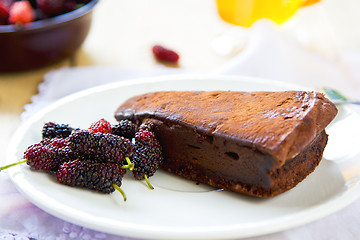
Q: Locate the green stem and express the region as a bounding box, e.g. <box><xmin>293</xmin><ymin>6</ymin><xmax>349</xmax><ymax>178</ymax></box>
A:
<box><xmin>0</xmin><ymin>159</ymin><xmax>27</xmax><ymax>171</ymax></box>
<box><xmin>121</xmin><ymin>157</ymin><xmax>134</xmax><ymax>171</ymax></box>
<box><xmin>112</xmin><ymin>184</ymin><xmax>127</xmax><ymax>202</ymax></box>
<box><xmin>144</xmin><ymin>174</ymin><xmax>154</xmax><ymax>190</ymax></box>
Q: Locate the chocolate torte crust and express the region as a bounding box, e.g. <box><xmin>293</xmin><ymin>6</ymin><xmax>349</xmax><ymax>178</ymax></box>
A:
<box><xmin>114</xmin><ymin>90</ymin><xmax>337</xmax><ymax>197</ymax></box>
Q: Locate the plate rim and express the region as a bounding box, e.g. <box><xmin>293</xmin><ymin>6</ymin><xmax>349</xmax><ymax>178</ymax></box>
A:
<box><xmin>6</xmin><ymin>74</ymin><xmax>360</xmax><ymax>239</ymax></box>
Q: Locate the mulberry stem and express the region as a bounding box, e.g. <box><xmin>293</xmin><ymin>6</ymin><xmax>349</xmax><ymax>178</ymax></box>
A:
<box><xmin>0</xmin><ymin>159</ymin><xmax>27</xmax><ymax>172</ymax></box>
<box><xmin>122</xmin><ymin>156</ymin><xmax>154</xmax><ymax>190</ymax></box>
<box><xmin>121</xmin><ymin>157</ymin><xmax>134</xmax><ymax>171</ymax></box>
<box><xmin>112</xmin><ymin>184</ymin><xmax>127</xmax><ymax>202</ymax></box>
<box><xmin>144</xmin><ymin>174</ymin><xmax>154</xmax><ymax>190</ymax></box>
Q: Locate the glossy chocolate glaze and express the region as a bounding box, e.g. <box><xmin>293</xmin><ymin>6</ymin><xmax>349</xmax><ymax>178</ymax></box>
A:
<box><xmin>115</xmin><ymin>91</ymin><xmax>337</xmax><ymax>197</ymax></box>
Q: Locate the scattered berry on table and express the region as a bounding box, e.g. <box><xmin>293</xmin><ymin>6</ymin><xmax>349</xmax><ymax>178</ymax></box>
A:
<box><xmin>152</xmin><ymin>45</ymin><xmax>179</xmax><ymax>63</ymax></box>
<box><xmin>132</xmin><ymin>130</ymin><xmax>163</xmax><ymax>181</ymax></box>
<box><xmin>89</xmin><ymin>118</ymin><xmax>112</xmax><ymax>134</ymax></box>
<box><xmin>42</xmin><ymin>122</ymin><xmax>74</xmax><ymax>139</ymax></box>
<box><xmin>112</xmin><ymin>120</ymin><xmax>138</xmax><ymax>139</ymax></box>
<box><xmin>8</xmin><ymin>0</ymin><xmax>35</xmax><ymax>25</ymax></box>
<box><xmin>68</xmin><ymin>130</ymin><xmax>133</xmax><ymax>164</ymax></box>
<box><xmin>56</xmin><ymin>159</ymin><xmax>126</xmax><ymax>194</ymax></box>
<box><xmin>24</xmin><ymin>137</ymin><xmax>75</xmax><ymax>171</ymax></box>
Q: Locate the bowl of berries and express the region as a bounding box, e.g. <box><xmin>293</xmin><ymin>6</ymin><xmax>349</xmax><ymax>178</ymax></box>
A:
<box><xmin>0</xmin><ymin>0</ymin><xmax>98</xmax><ymax>72</ymax></box>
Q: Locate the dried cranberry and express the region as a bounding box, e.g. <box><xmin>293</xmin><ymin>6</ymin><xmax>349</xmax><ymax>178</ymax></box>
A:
<box><xmin>152</xmin><ymin>45</ymin><xmax>180</xmax><ymax>63</ymax></box>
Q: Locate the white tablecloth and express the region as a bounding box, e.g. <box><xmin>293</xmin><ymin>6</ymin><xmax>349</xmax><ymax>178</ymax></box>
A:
<box><xmin>2</xmin><ymin>22</ymin><xmax>360</xmax><ymax>240</ymax></box>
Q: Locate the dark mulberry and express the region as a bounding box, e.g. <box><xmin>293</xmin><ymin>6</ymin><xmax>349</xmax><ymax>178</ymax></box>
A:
<box><xmin>112</xmin><ymin>120</ymin><xmax>138</xmax><ymax>139</ymax></box>
<box><xmin>56</xmin><ymin>159</ymin><xmax>126</xmax><ymax>194</ymax></box>
<box><xmin>42</xmin><ymin>122</ymin><xmax>74</xmax><ymax>139</ymax></box>
<box><xmin>37</xmin><ymin>0</ymin><xmax>66</xmax><ymax>16</ymax></box>
<box><xmin>138</xmin><ymin>120</ymin><xmax>155</xmax><ymax>132</ymax></box>
<box><xmin>24</xmin><ymin>137</ymin><xmax>75</xmax><ymax>171</ymax></box>
<box><xmin>68</xmin><ymin>130</ymin><xmax>133</xmax><ymax>164</ymax></box>
<box><xmin>132</xmin><ymin>130</ymin><xmax>163</xmax><ymax>180</ymax></box>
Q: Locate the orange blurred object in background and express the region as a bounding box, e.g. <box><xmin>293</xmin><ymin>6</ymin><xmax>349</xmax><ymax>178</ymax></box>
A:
<box><xmin>216</xmin><ymin>0</ymin><xmax>321</xmax><ymax>27</ymax></box>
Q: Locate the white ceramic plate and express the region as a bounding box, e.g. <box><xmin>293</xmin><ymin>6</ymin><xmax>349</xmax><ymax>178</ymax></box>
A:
<box><xmin>6</xmin><ymin>75</ymin><xmax>360</xmax><ymax>239</ymax></box>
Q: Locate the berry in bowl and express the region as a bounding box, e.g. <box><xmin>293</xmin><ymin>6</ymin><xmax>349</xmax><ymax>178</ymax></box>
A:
<box><xmin>0</xmin><ymin>0</ymin><xmax>98</xmax><ymax>72</ymax></box>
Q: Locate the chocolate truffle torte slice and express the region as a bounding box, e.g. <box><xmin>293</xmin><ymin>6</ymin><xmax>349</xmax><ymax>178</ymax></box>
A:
<box><xmin>114</xmin><ymin>91</ymin><xmax>338</xmax><ymax>197</ymax></box>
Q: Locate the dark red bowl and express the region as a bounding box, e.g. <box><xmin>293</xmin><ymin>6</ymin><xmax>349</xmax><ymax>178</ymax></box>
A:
<box><xmin>0</xmin><ymin>0</ymin><xmax>99</xmax><ymax>72</ymax></box>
